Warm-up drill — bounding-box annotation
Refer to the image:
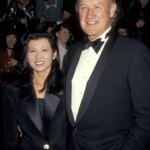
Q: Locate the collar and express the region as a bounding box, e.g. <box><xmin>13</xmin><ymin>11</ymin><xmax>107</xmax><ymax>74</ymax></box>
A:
<box><xmin>89</xmin><ymin>27</ymin><xmax>111</xmax><ymax>42</ymax></box>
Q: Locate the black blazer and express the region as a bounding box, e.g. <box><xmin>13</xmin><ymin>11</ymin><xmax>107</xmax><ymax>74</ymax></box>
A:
<box><xmin>65</xmin><ymin>31</ymin><xmax>150</xmax><ymax>150</ymax></box>
<box><xmin>3</xmin><ymin>83</ymin><xmax>66</xmax><ymax>150</ymax></box>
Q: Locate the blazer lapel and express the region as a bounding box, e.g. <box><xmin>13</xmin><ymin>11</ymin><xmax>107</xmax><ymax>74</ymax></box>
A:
<box><xmin>43</xmin><ymin>93</ymin><xmax>60</xmax><ymax>130</ymax></box>
<box><xmin>18</xmin><ymin>84</ymin><xmax>46</xmax><ymax>136</ymax></box>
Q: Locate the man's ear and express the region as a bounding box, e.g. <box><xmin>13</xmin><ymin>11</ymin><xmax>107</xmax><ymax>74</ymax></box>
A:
<box><xmin>110</xmin><ymin>3</ymin><xmax>117</xmax><ymax>18</ymax></box>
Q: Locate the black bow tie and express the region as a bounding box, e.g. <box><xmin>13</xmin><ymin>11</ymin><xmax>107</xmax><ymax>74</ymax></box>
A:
<box><xmin>82</xmin><ymin>29</ymin><xmax>113</xmax><ymax>53</ymax></box>
<box><xmin>84</xmin><ymin>37</ymin><xmax>104</xmax><ymax>53</ymax></box>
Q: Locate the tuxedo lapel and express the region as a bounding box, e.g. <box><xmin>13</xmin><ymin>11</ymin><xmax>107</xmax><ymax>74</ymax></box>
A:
<box><xmin>66</xmin><ymin>43</ymin><xmax>84</xmax><ymax>125</ymax></box>
<box><xmin>73</xmin><ymin>31</ymin><xmax>119</xmax><ymax>124</ymax></box>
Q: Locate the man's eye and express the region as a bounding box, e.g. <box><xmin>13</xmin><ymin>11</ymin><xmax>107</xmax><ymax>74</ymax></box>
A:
<box><xmin>29</xmin><ymin>50</ymin><xmax>35</xmax><ymax>52</ymax></box>
<box><xmin>95</xmin><ymin>5</ymin><xmax>101</xmax><ymax>9</ymax></box>
<box><xmin>80</xmin><ymin>6</ymin><xmax>87</xmax><ymax>11</ymax></box>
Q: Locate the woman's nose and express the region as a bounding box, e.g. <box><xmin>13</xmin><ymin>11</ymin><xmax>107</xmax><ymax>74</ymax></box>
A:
<box><xmin>35</xmin><ymin>52</ymin><xmax>42</xmax><ymax>58</ymax></box>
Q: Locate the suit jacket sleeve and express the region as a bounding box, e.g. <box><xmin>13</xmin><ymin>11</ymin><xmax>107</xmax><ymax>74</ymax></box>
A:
<box><xmin>121</xmin><ymin>42</ymin><xmax>150</xmax><ymax>149</ymax></box>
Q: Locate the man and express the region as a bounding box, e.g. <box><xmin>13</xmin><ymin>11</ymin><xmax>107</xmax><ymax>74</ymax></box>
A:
<box><xmin>35</xmin><ymin>0</ymin><xmax>63</xmax><ymax>30</ymax></box>
<box><xmin>65</xmin><ymin>0</ymin><xmax>150</xmax><ymax>149</ymax></box>
<box><xmin>53</xmin><ymin>23</ymin><xmax>71</xmax><ymax>71</ymax></box>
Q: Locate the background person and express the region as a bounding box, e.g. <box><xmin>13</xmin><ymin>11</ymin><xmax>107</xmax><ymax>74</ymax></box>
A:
<box><xmin>0</xmin><ymin>29</ymin><xmax>21</xmax><ymax>86</ymax></box>
<box><xmin>53</xmin><ymin>22</ymin><xmax>71</xmax><ymax>71</ymax></box>
<box><xmin>35</xmin><ymin>0</ymin><xmax>63</xmax><ymax>30</ymax></box>
<box><xmin>4</xmin><ymin>0</ymin><xmax>35</xmax><ymax>38</ymax></box>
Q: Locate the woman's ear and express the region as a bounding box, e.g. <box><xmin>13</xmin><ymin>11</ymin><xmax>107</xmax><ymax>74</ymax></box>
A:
<box><xmin>56</xmin><ymin>32</ymin><xmax>59</xmax><ymax>38</ymax></box>
<box><xmin>53</xmin><ymin>50</ymin><xmax>57</xmax><ymax>60</ymax></box>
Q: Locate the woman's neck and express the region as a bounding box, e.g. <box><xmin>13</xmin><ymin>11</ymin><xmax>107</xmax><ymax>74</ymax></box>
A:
<box><xmin>32</xmin><ymin>69</ymin><xmax>51</xmax><ymax>98</ymax></box>
<box><xmin>33</xmin><ymin>73</ymin><xmax>46</xmax><ymax>88</ymax></box>
<box><xmin>33</xmin><ymin>75</ymin><xmax>46</xmax><ymax>98</ymax></box>
<box><xmin>7</xmin><ymin>45</ymin><xmax>14</xmax><ymax>49</ymax></box>
<box><xmin>7</xmin><ymin>48</ymin><xmax>13</xmax><ymax>57</ymax></box>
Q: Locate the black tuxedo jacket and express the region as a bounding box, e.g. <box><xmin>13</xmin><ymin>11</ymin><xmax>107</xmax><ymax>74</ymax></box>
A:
<box><xmin>65</xmin><ymin>31</ymin><xmax>150</xmax><ymax>150</ymax></box>
<box><xmin>3</xmin><ymin>83</ymin><xmax>66</xmax><ymax>150</ymax></box>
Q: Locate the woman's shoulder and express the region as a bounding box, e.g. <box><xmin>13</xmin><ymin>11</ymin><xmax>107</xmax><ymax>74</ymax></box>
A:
<box><xmin>3</xmin><ymin>83</ymin><xmax>18</xmax><ymax>98</ymax></box>
<box><xmin>3</xmin><ymin>83</ymin><xmax>15</xmax><ymax>90</ymax></box>
<box><xmin>49</xmin><ymin>90</ymin><xmax>63</xmax><ymax>101</ymax></box>
<box><xmin>55</xmin><ymin>90</ymin><xmax>64</xmax><ymax>98</ymax></box>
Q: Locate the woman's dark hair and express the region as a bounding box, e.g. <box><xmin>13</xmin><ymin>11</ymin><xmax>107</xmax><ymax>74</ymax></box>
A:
<box><xmin>15</xmin><ymin>31</ymin><xmax>64</xmax><ymax>94</ymax></box>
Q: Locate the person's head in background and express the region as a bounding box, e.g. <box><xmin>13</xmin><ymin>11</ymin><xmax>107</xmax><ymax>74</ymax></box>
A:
<box><xmin>17</xmin><ymin>0</ymin><xmax>29</xmax><ymax>7</ymax></box>
<box><xmin>44</xmin><ymin>0</ymin><xmax>53</xmax><ymax>5</ymax></box>
<box><xmin>138</xmin><ymin>0</ymin><xmax>149</xmax><ymax>8</ymax></box>
<box><xmin>42</xmin><ymin>22</ymin><xmax>55</xmax><ymax>34</ymax></box>
<box><xmin>75</xmin><ymin>0</ymin><xmax>118</xmax><ymax>40</ymax></box>
<box><xmin>53</xmin><ymin>23</ymin><xmax>71</xmax><ymax>47</ymax></box>
<box><xmin>116</xmin><ymin>17</ymin><xmax>130</xmax><ymax>37</ymax></box>
<box><xmin>1</xmin><ymin>29</ymin><xmax>18</xmax><ymax>50</ymax></box>
<box><xmin>6</xmin><ymin>32</ymin><xmax>17</xmax><ymax>49</ymax></box>
<box><xmin>20</xmin><ymin>32</ymin><xmax>63</xmax><ymax>93</ymax></box>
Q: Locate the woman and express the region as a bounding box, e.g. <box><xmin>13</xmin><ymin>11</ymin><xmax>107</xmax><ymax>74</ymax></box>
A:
<box><xmin>0</xmin><ymin>30</ymin><xmax>21</xmax><ymax>86</ymax></box>
<box><xmin>3</xmin><ymin>32</ymin><xmax>66</xmax><ymax>150</ymax></box>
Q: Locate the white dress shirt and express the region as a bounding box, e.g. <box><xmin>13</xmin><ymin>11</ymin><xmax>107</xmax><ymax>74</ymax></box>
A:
<box><xmin>58</xmin><ymin>43</ymin><xmax>67</xmax><ymax>70</ymax></box>
<box><xmin>71</xmin><ymin>28</ymin><xmax>111</xmax><ymax>121</ymax></box>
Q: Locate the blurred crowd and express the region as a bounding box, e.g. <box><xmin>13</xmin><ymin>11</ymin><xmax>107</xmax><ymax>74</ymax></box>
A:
<box><xmin>0</xmin><ymin>0</ymin><xmax>150</xmax><ymax>87</ymax></box>
<box><xmin>117</xmin><ymin>0</ymin><xmax>150</xmax><ymax>48</ymax></box>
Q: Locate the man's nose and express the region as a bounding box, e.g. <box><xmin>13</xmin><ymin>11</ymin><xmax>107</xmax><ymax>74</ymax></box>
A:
<box><xmin>87</xmin><ymin>8</ymin><xmax>95</xmax><ymax>18</ymax></box>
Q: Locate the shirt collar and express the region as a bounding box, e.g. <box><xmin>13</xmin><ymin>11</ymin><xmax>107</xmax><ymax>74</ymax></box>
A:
<box><xmin>89</xmin><ymin>27</ymin><xmax>111</xmax><ymax>42</ymax></box>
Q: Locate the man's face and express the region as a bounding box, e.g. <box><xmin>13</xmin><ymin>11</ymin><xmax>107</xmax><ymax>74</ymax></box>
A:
<box><xmin>56</xmin><ymin>27</ymin><xmax>70</xmax><ymax>44</ymax></box>
<box><xmin>78</xmin><ymin>0</ymin><xmax>116</xmax><ymax>40</ymax></box>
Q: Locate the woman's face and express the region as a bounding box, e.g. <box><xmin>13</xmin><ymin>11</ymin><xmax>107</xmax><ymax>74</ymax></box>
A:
<box><xmin>27</xmin><ymin>38</ymin><xmax>57</xmax><ymax>74</ymax></box>
<box><xmin>6</xmin><ymin>34</ymin><xmax>17</xmax><ymax>48</ymax></box>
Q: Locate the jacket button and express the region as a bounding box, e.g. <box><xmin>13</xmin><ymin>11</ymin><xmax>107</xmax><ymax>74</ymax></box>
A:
<box><xmin>74</xmin><ymin>128</ymin><xmax>77</xmax><ymax>133</ymax></box>
<box><xmin>43</xmin><ymin>144</ymin><xmax>49</xmax><ymax>149</ymax></box>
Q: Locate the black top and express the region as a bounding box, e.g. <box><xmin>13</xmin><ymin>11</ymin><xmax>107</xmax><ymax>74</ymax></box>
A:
<box><xmin>37</xmin><ymin>98</ymin><xmax>44</xmax><ymax>118</ymax></box>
